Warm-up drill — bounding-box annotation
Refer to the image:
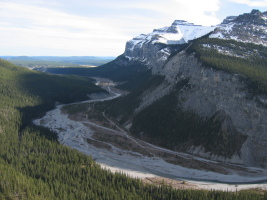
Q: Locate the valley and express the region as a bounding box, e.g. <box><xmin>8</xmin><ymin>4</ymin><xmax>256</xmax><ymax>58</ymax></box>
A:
<box><xmin>45</xmin><ymin>10</ymin><xmax>267</xmax><ymax>169</ymax></box>
<box><xmin>2</xmin><ymin>8</ymin><xmax>267</xmax><ymax>199</ymax></box>
<box><xmin>34</xmin><ymin>78</ymin><xmax>267</xmax><ymax>192</ymax></box>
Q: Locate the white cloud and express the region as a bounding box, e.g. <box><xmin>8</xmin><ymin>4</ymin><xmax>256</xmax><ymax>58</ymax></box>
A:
<box><xmin>227</xmin><ymin>0</ymin><xmax>267</xmax><ymax>7</ymax></box>
<box><xmin>0</xmin><ymin>0</ymin><xmax>222</xmax><ymax>56</ymax></box>
<box><xmin>0</xmin><ymin>2</ymin><xmax>130</xmax><ymax>56</ymax></box>
<box><xmin>171</xmin><ymin>0</ymin><xmax>221</xmax><ymax>25</ymax></box>
<box><xmin>109</xmin><ymin>0</ymin><xmax>221</xmax><ymax>26</ymax></box>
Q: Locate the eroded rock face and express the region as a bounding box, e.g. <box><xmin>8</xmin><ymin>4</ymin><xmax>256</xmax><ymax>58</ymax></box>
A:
<box><xmin>152</xmin><ymin>51</ymin><xmax>267</xmax><ymax>167</ymax></box>
<box><xmin>111</xmin><ymin>10</ymin><xmax>267</xmax><ymax>167</ymax></box>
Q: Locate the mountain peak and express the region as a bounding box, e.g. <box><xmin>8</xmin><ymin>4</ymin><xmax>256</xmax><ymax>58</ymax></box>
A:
<box><xmin>210</xmin><ymin>9</ymin><xmax>267</xmax><ymax>46</ymax></box>
<box><xmin>122</xmin><ymin>20</ymin><xmax>215</xmax><ymax>71</ymax></box>
<box><xmin>124</xmin><ymin>20</ymin><xmax>215</xmax><ymax>60</ymax></box>
<box><xmin>251</xmin><ymin>9</ymin><xmax>261</xmax><ymax>15</ymax></box>
<box><xmin>123</xmin><ymin>9</ymin><xmax>267</xmax><ymax>71</ymax></box>
<box><xmin>234</xmin><ymin>9</ymin><xmax>267</xmax><ymax>26</ymax></box>
<box><xmin>171</xmin><ymin>20</ymin><xmax>196</xmax><ymax>26</ymax></box>
<box><xmin>221</xmin><ymin>9</ymin><xmax>267</xmax><ymax>25</ymax></box>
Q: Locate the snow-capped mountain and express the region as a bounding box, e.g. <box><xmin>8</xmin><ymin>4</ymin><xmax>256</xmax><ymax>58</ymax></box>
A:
<box><xmin>99</xmin><ymin>10</ymin><xmax>267</xmax><ymax>168</ymax></box>
<box><xmin>126</xmin><ymin>20</ymin><xmax>214</xmax><ymax>49</ymax></box>
<box><xmin>124</xmin><ymin>20</ymin><xmax>215</xmax><ymax>71</ymax></box>
<box><xmin>210</xmin><ymin>9</ymin><xmax>267</xmax><ymax>46</ymax></box>
<box><xmin>123</xmin><ymin>9</ymin><xmax>267</xmax><ymax>69</ymax></box>
<box><xmin>46</xmin><ymin>9</ymin><xmax>267</xmax><ymax>168</ymax></box>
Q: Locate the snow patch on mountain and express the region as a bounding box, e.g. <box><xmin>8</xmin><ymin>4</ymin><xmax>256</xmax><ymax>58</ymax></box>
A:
<box><xmin>178</xmin><ymin>24</ymin><xmax>215</xmax><ymax>42</ymax></box>
<box><xmin>210</xmin><ymin>10</ymin><xmax>267</xmax><ymax>46</ymax></box>
<box><xmin>125</xmin><ymin>20</ymin><xmax>215</xmax><ymax>53</ymax></box>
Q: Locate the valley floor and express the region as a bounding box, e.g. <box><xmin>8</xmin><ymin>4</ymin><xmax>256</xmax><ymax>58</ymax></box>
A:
<box><xmin>33</xmin><ymin>78</ymin><xmax>267</xmax><ymax>192</ymax></box>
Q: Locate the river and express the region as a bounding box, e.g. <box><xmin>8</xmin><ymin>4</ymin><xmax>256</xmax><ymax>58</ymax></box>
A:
<box><xmin>33</xmin><ymin>78</ymin><xmax>267</xmax><ymax>191</ymax></box>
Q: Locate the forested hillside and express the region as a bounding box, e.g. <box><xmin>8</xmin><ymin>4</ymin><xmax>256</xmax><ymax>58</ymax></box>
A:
<box><xmin>187</xmin><ymin>37</ymin><xmax>267</xmax><ymax>95</ymax></box>
<box><xmin>0</xmin><ymin>59</ymin><xmax>266</xmax><ymax>199</ymax></box>
<box><xmin>96</xmin><ymin>36</ymin><xmax>267</xmax><ymax>163</ymax></box>
<box><xmin>130</xmin><ymin>38</ymin><xmax>267</xmax><ymax>155</ymax></box>
<box><xmin>45</xmin><ymin>55</ymin><xmax>150</xmax><ymax>84</ymax></box>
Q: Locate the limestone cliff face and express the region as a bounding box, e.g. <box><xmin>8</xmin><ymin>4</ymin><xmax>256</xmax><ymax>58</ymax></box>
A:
<box><xmin>135</xmin><ymin>50</ymin><xmax>267</xmax><ymax>167</ymax></box>
<box><xmin>109</xmin><ymin>10</ymin><xmax>267</xmax><ymax>168</ymax></box>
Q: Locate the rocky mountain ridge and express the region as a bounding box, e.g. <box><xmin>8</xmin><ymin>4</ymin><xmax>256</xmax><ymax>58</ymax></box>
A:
<box><xmin>124</xmin><ymin>9</ymin><xmax>267</xmax><ymax>69</ymax></box>
<box><xmin>124</xmin><ymin>20</ymin><xmax>215</xmax><ymax>71</ymax></box>
<box><xmin>44</xmin><ymin>10</ymin><xmax>267</xmax><ymax>168</ymax></box>
<box><xmin>103</xmin><ymin>9</ymin><xmax>267</xmax><ymax>168</ymax></box>
<box><xmin>153</xmin><ymin>50</ymin><xmax>267</xmax><ymax>166</ymax></box>
<box><xmin>210</xmin><ymin>9</ymin><xmax>267</xmax><ymax>46</ymax></box>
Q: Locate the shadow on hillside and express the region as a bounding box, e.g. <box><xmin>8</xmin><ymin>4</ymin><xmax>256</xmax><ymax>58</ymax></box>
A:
<box><xmin>15</xmin><ymin>71</ymin><xmax>104</xmax><ymax>141</ymax></box>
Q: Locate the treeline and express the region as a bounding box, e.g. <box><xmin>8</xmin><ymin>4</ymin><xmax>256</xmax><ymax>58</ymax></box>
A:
<box><xmin>187</xmin><ymin>37</ymin><xmax>267</xmax><ymax>95</ymax></box>
<box><xmin>0</xmin><ymin>59</ymin><xmax>266</xmax><ymax>199</ymax></box>
<box><xmin>100</xmin><ymin>38</ymin><xmax>267</xmax><ymax>159</ymax></box>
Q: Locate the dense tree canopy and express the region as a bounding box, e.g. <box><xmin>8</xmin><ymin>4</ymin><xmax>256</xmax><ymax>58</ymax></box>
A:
<box><xmin>187</xmin><ymin>38</ymin><xmax>267</xmax><ymax>95</ymax></box>
<box><xmin>0</xmin><ymin>59</ymin><xmax>266</xmax><ymax>199</ymax></box>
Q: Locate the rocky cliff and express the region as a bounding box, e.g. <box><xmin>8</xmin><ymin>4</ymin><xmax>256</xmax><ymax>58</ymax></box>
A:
<box><xmin>123</xmin><ymin>20</ymin><xmax>215</xmax><ymax>72</ymax></box>
<box><xmin>122</xmin><ymin>9</ymin><xmax>267</xmax><ymax>68</ymax></box>
<box><xmin>105</xmin><ymin>10</ymin><xmax>267</xmax><ymax>168</ymax></box>
<box><xmin>156</xmin><ymin>50</ymin><xmax>267</xmax><ymax>167</ymax></box>
<box><xmin>210</xmin><ymin>9</ymin><xmax>267</xmax><ymax>46</ymax></box>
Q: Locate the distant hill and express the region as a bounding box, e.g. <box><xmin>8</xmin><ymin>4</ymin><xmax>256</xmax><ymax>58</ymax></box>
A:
<box><xmin>0</xmin><ymin>56</ymin><xmax>115</xmax><ymax>69</ymax></box>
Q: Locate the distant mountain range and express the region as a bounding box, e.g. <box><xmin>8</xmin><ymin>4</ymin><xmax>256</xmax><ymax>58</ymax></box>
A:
<box><xmin>0</xmin><ymin>56</ymin><xmax>115</xmax><ymax>69</ymax></box>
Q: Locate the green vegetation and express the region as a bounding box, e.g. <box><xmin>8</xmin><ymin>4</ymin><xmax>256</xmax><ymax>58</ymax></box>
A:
<box><xmin>130</xmin><ymin>80</ymin><xmax>246</xmax><ymax>157</ymax></box>
<box><xmin>116</xmin><ymin>69</ymin><xmax>153</xmax><ymax>91</ymax></box>
<box><xmin>0</xmin><ymin>59</ymin><xmax>104</xmax><ymax>131</ymax></box>
<box><xmin>186</xmin><ymin>37</ymin><xmax>267</xmax><ymax>95</ymax></box>
<box><xmin>98</xmin><ymin>70</ymin><xmax>245</xmax><ymax>158</ymax></box>
<box><xmin>103</xmin><ymin>73</ymin><xmax>165</xmax><ymax>125</ymax></box>
<box><xmin>101</xmin><ymin>38</ymin><xmax>265</xmax><ymax>158</ymax></box>
<box><xmin>0</xmin><ymin>59</ymin><xmax>266</xmax><ymax>199</ymax></box>
<box><xmin>46</xmin><ymin>55</ymin><xmax>150</xmax><ymax>83</ymax></box>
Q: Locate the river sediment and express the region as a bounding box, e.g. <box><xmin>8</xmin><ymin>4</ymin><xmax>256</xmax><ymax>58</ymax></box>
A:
<box><xmin>33</xmin><ymin>78</ymin><xmax>267</xmax><ymax>191</ymax></box>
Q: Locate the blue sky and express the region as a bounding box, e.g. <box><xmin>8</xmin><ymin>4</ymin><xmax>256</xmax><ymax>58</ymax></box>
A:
<box><xmin>0</xmin><ymin>0</ymin><xmax>267</xmax><ymax>56</ymax></box>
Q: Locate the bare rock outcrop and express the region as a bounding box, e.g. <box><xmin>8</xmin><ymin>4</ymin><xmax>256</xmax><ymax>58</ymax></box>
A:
<box><xmin>147</xmin><ymin>50</ymin><xmax>267</xmax><ymax>167</ymax></box>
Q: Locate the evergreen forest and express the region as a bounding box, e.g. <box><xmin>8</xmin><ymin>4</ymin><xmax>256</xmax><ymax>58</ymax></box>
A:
<box><xmin>102</xmin><ymin>37</ymin><xmax>267</xmax><ymax>160</ymax></box>
<box><xmin>187</xmin><ymin>37</ymin><xmax>267</xmax><ymax>95</ymax></box>
<box><xmin>0</xmin><ymin>59</ymin><xmax>266</xmax><ymax>199</ymax></box>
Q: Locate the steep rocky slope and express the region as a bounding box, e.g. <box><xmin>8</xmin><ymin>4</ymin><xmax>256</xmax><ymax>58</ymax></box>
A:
<box><xmin>147</xmin><ymin>50</ymin><xmax>267</xmax><ymax>166</ymax></box>
<box><xmin>102</xmin><ymin>10</ymin><xmax>267</xmax><ymax>168</ymax></box>
<box><xmin>42</xmin><ymin>10</ymin><xmax>267</xmax><ymax>168</ymax></box>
